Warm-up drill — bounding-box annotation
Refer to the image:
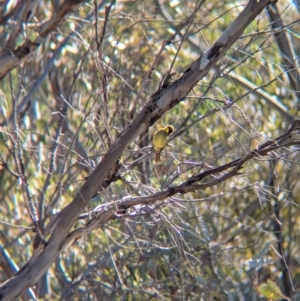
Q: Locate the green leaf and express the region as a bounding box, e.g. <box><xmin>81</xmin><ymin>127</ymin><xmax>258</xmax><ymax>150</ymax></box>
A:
<box><xmin>258</xmin><ymin>279</ymin><xmax>290</xmax><ymax>301</ymax></box>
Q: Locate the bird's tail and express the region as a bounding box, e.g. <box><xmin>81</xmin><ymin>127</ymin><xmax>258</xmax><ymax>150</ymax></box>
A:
<box><xmin>153</xmin><ymin>152</ymin><xmax>162</xmax><ymax>165</ymax></box>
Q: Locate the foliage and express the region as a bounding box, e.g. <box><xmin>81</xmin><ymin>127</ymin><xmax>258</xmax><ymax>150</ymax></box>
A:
<box><xmin>0</xmin><ymin>0</ymin><xmax>300</xmax><ymax>300</ymax></box>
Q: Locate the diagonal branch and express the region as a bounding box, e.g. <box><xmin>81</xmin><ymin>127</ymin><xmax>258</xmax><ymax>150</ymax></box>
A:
<box><xmin>0</xmin><ymin>0</ymin><xmax>88</xmax><ymax>79</ymax></box>
<box><xmin>70</xmin><ymin>119</ymin><xmax>300</xmax><ymax>243</ymax></box>
<box><xmin>0</xmin><ymin>1</ymin><xmax>279</xmax><ymax>300</ymax></box>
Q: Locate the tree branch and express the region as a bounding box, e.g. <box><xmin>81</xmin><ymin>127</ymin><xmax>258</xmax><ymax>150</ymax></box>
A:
<box><xmin>0</xmin><ymin>1</ymin><xmax>279</xmax><ymax>300</ymax></box>
<box><xmin>0</xmin><ymin>0</ymin><xmax>88</xmax><ymax>79</ymax></box>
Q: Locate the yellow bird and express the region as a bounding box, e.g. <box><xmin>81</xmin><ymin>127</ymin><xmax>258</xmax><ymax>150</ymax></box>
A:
<box><xmin>152</xmin><ymin>125</ymin><xmax>174</xmax><ymax>164</ymax></box>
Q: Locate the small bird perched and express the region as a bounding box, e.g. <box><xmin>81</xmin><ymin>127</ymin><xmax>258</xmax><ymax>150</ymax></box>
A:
<box><xmin>152</xmin><ymin>125</ymin><xmax>174</xmax><ymax>164</ymax></box>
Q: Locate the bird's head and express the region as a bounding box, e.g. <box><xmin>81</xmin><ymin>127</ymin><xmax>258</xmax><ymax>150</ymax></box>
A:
<box><xmin>165</xmin><ymin>125</ymin><xmax>174</xmax><ymax>134</ymax></box>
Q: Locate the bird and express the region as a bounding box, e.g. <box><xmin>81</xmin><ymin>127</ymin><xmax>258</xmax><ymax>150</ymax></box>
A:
<box><xmin>152</xmin><ymin>125</ymin><xmax>174</xmax><ymax>164</ymax></box>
